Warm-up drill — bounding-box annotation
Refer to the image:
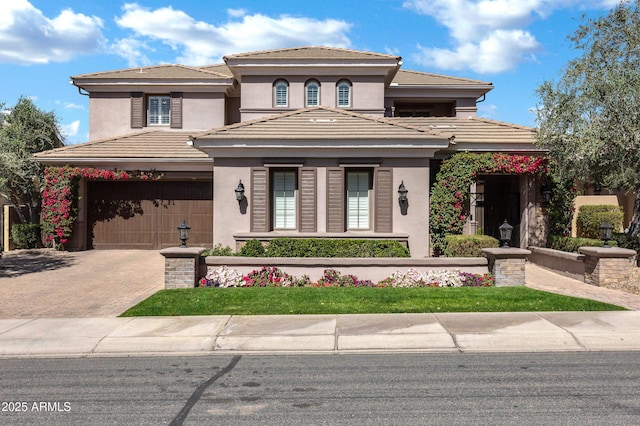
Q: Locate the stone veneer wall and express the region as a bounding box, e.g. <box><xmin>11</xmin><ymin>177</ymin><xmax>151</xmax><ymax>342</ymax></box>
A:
<box><xmin>579</xmin><ymin>247</ymin><xmax>636</xmax><ymax>287</ymax></box>
<box><xmin>482</xmin><ymin>248</ymin><xmax>531</xmax><ymax>287</ymax></box>
<box><xmin>160</xmin><ymin>247</ymin><xmax>206</xmax><ymax>289</ymax></box>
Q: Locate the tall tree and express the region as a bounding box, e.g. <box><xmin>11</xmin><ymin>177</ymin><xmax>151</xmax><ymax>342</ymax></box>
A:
<box><xmin>0</xmin><ymin>97</ymin><xmax>64</xmax><ymax>224</ymax></box>
<box><xmin>536</xmin><ymin>0</ymin><xmax>640</xmax><ymax>234</ymax></box>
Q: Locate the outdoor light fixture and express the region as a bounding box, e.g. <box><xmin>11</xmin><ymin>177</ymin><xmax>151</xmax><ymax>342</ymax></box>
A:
<box><xmin>600</xmin><ymin>221</ymin><xmax>613</xmax><ymax>248</ymax></box>
<box><xmin>177</xmin><ymin>220</ymin><xmax>190</xmax><ymax>248</ymax></box>
<box><xmin>398</xmin><ymin>181</ymin><xmax>408</xmax><ymax>202</ymax></box>
<box><xmin>499</xmin><ymin>219</ymin><xmax>513</xmax><ymax>248</ymax></box>
<box><xmin>235</xmin><ymin>180</ymin><xmax>245</xmax><ymax>202</ymax></box>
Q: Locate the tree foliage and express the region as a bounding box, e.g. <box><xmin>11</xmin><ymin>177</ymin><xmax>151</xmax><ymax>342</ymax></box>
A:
<box><xmin>535</xmin><ymin>0</ymin><xmax>640</xmax><ymax>234</ymax></box>
<box><xmin>0</xmin><ymin>97</ymin><xmax>64</xmax><ymax>224</ymax></box>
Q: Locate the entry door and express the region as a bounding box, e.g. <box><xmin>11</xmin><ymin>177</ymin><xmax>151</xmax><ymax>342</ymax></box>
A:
<box><xmin>479</xmin><ymin>175</ymin><xmax>520</xmax><ymax>246</ymax></box>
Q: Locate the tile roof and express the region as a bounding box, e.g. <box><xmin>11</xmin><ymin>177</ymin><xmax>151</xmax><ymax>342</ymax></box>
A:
<box><xmin>223</xmin><ymin>46</ymin><xmax>400</xmax><ymax>61</ymax></box>
<box><xmin>192</xmin><ymin>107</ymin><xmax>448</xmax><ymax>141</ymax></box>
<box><xmin>390</xmin><ymin>116</ymin><xmax>537</xmax><ymax>145</ymax></box>
<box><xmin>35</xmin><ymin>130</ymin><xmax>209</xmax><ymax>160</ymax></box>
<box><xmin>392</xmin><ymin>69</ymin><xmax>492</xmax><ymax>86</ymax></box>
<box><xmin>71</xmin><ymin>64</ymin><xmax>232</xmax><ymax>81</ymax></box>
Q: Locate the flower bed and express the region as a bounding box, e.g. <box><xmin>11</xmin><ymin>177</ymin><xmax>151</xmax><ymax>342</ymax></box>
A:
<box><xmin>199</xmin><ymin>266</ymin><xmax>494</xmax><ymax>288</ymax></box>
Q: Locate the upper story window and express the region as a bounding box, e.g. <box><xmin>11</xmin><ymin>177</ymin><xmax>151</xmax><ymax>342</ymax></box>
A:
<box><xmin>337</xmin><ymin>80</ymin><xmax>352</xmax><ymax>108</ymax></box>
<box><xmin>305</xmin><ymin>80</ymin><xmax>320</xmax><ymax>107</ymax></box>
<box><xmin>274</xmin><ymin>79</ymin><xmax>289</xmax><ymax>107</ymax></box>
<box><xmin>148</xmin><ymin>95</ymin><xmax>170</xmax><ymax>125</ymax></box>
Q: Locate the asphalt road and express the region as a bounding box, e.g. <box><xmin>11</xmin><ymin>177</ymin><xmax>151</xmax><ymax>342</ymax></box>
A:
<box><xmin>1</xmin><ymin>352</ymin><xmax>639</xmax><ymax>425</ymax></box>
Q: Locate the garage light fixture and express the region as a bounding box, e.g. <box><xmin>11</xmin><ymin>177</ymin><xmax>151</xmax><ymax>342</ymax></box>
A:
<box><xmin>178</xmin><ymin>220</ymin><xmax>190</xmax><ymax>248</ymax></box>
<box><xmin>235</xmin><ymin>180</ymin><xmax>245</xmax><ymax>202</ymax></box>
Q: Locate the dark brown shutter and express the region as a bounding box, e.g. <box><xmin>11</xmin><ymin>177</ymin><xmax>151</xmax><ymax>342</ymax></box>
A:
<box><xmin>299</xmin><ymin>168</ymin><xmax>317</xmax><ymax>232</ymax></box>
<box><xmin>326</xmin><ymin>168</ymin><xmax>345</xmax><ymax>232</ymax></box>
<box><xmin>131</xmin><ymin>92</ymin><xmax>144</xmax><ymax>128</ymax></box>
<box><xmin>374</xmin><ymin>167</ymin><xmax>393</xmax><ymax>232</ymax></box>
<box><xmin>250</xmin><ymin>168</ymin><xmax>269</xmax><ymax>232</ymax></box>
<box><xmin>170</xmin><ymin>92</ymin><xmax>183</xmax><ymax>129</ymax></box>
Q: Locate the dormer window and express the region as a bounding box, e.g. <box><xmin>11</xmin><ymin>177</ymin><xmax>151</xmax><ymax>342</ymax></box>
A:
<box><xmin>148</xmin><ymin>95</ymin><xmax>170</xmax><ymax>125</ymax></box>
<box><xmin>305</xmin><ymin>80</ymin><xmax>320</xmax><ymax>107</ymax></box>
<box><xmin>274</xmin><ymin>79</ymin><xmax>289</xmax><ymax>107</ymax></box>
<box><xmin>337</xmin><ymin>80</ymin><xmax>352</xmax><ymax>108</ymax></box>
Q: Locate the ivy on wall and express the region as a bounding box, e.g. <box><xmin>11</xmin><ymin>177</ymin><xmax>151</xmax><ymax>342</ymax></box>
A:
<box><xmin>41</xmin><ymin>166</ymin><xmax>160</xmax><ymax>249</ymax></box>
<box><xmin>430</xmin><ymin>153</ymin><xmax>549</xmax><ymax>255</ymax></box>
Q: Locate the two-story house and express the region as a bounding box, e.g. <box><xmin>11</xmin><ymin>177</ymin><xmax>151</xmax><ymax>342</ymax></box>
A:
<box><xmin>36</xmin><ymin>46</ymin><xmax>545</xmax><ymax>256</ymax></box>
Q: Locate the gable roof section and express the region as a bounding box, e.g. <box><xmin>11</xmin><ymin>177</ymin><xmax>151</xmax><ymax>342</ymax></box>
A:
<box><xmin>192</xmin><ymin>106</ymin><xmax>448</xmax><ymax>141</ymax></box>
<box><xmin>224</xmin><ymin>46</ymin><xmax>400</xmax><ymax>61</ymax></box>
<box><xmin>35</xmin><ymin>130</ymin><xmax>209</xmax><ymax>163</ymax></box>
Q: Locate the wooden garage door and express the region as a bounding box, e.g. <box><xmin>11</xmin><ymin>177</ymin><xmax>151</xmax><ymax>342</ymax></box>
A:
<box><xmin>87</xmin><ymin>181</ymin><xmax>213</xmax><ymax>249</ymax></box>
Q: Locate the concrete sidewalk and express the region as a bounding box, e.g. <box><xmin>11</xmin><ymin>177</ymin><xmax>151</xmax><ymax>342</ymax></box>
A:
<box><xmin>1</xmin><ymin>311</ymin><xmax>640</xmax><ymax>358</ymax></box>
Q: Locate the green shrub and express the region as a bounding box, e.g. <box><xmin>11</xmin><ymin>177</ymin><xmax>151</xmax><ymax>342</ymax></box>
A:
<box><xmin>202</xmin><ymin>244</ymin><xmax>234</xmax><ymax>257</ymax></box>
<box><xmin>443</xmin><ymin>234</ymin><xmax>499</xmax><ymax>257</ymax></box>
<box><xmin>11</xmin><ymin>224</ymin><xmax>41</xmax><ymax>249</ymax></box>
<box><xmin>237</xmin><ymin>238</ymin><xmax>410</xmax><ymax>258</ymax></box>
<box><xmin>548</xmin><ymin>235</ymin><xmax>616</xmax><ymax>253</ymax></box>
<box><xmin>576</xmin><ymin>205</ymin><xmax>624</xmax><ymax>239</ymax></box>
<box><xmin>238</xmin><ymin>239</ymin><xmax>267</xmax><ymax>257</ymax></box>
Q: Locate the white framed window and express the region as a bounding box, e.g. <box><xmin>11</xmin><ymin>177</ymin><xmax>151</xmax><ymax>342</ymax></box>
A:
<box><xmin>148</xmin><ymin>95</ymin><xmax>170</xmax><ymax>125</ymax></box>
<box><xmin>347</xmin><ymin>170</ymin><xmax>371</xmax><ymax>229</ymax></box>
<box><xmin>305</xmin><ymin>80</ymin><xmax>320</xmax><ymax>107</ymax></box>
<box><xmin>272</xmin><ymin>170</ymin><xmax>297</xmax><ymax>229</ymax></box>
<box><xmin>337</xmin><ymin>80</ymin><xmax>352</xmax><ymax>108</ymax></box>
<box><xmin>274</xmin><ymin>79</ymin><xmax>289</xmax><ymax>108</ymax></box>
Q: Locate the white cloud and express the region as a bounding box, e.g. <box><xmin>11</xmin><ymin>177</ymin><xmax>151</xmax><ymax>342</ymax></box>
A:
<box><xmin>0</xmin><ymin>0</ymin><xmax>105</xmax><ymax>64</ymax></box>
<box><xmin>227</xmin><ymin>8</ymin><xmax>247</xmax><ymax>18</ymax></box>
<box><xmin>403</xmin><ymin>0</ymin><xmax>622</xmax><ymax>73</ymax></box>
<box><xmin>60</xmin><ymin>120</ymin><xmax>80</xmax><ymax>139</ymax></box>
<box><xmin>113</xmin><ymin>3</ymin><xmax>352</xmax><ymax>66</ymax></box>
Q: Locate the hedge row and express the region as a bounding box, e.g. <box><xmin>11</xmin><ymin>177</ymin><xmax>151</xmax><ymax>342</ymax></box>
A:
<box><xmin>576</xmin><ymin>204</ymin><xmax>623</xmax><ymax>239</ymax></box>
<box><xmin>548</xmin><ymin>235</ymin><xmax>616</xmax><ymax>253</ymax></box>
<box><xmin>204</xmin><ymin>238</ymin><xmax>410</xmax><ymax>258</ymax></box>
<box><xmin>443</xmin><ymin>235</ymin><xmax>499</xmax><ymax>257</ymax></box>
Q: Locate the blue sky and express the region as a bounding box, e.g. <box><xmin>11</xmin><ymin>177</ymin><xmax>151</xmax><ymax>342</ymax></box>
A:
<box><xmin>0</xmin><ymin>0</ymin><xmax>622</xmax><ymax>144</ymax></box>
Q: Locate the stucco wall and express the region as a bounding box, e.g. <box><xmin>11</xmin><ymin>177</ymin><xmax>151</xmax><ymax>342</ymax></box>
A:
<box><xmin>212</xmin><ymin>157</ymin><xmax>431</xmax><ymax>258</ymax></box>
<box><xmin>88</xmin><ymin>92</ymin><xmax>226</xmax><ymax>141</ymax></box>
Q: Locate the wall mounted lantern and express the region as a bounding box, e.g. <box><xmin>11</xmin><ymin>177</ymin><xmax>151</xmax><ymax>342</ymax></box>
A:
<box><xmin>600</xmin><ymin>221</ymin><xmax>613</xmax><ymax>248</ymax></box>
<box><xmin>398</xmin><ymin>181</ymin><xmax>408</xmax><ymax>202</ymax></box>
<box><xmin>235</xmin><ymin>180</ymin><xmax>245</xmax><ymax>202</ymax></box>
<box><xmin>177</xmin><ymin>220</ymin><xmax>190</xmax><ymax>248</ymax></box>
<box><xmin>498</xmin><ymin>219</ymin><xmax>513</xmax><ymax>248</ymax></box>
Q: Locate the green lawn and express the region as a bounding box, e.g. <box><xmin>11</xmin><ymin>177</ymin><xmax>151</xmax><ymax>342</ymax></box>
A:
<box><xmin>120</xmin><ymin>287</ymin><xmax>625</xmax><ymax>316</ymax></box>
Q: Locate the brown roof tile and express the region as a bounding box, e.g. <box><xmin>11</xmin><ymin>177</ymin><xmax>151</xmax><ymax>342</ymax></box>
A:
<box><xmin>224</xmin><ymin>46</ymin><xmax>400</xmax><ymax>61</ymax></box>
<box><xmin>392</xmin><ymin>69</ymin><xmax>492</xmax><ymax>86</ymax></box>
<box><xmin>72</xmin><ymin>64</ymin><xmax>232</xmax><ymax>81</ymax></box>
<box><xmin>35</xmin><ymin>131</ymin><xmax>209</xmax><ymax>160</ymax></box>
<box><xmin>192</xmin><ymin>107</ymin><xmax>448</xmax><ymax>141</ymax></box>
<box><xmin>390</xmin><ymin>116</ymin><xmax>537</xmax><ymax>145</ymax></box>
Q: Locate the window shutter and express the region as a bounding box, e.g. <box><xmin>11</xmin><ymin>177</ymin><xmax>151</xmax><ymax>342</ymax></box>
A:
<box><xmin>326</xmin><ymin>168</ymin><xmax>345</xmax><ymax>232</ymax></box>
<box><xmin>251</xmin><ymin>168</ymin><xmax>269</xmax><ymax>232</ymax></box>
<box><xmin>131</xmin><ymin>92</ymin><xmax>144</xmax><ymax>128</ymax></box>
<box><xmin>374</xmin><ymin>168</ymin><xmax>393</xmax><ymax>232</ymax></box>
<box><xmin>299</xmin><ymin>168</ymin><xmax>317</xmax><ymax>232</ymax></box>
<box><xmin>170</xmin><ymin>92</ymin><xmax>183</xmax><ymax>129</ymax></box>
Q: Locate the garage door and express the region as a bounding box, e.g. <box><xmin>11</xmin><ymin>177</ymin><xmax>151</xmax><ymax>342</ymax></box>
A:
<box><xmin>87</xmin><ymin>181</ymin><xmax>213</xmax><ymax>249</ymax></box>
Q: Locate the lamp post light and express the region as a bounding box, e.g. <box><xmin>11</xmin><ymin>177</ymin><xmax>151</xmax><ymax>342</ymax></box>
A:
<box><xmin>235</xmin><ymin>180</ymin><xmax>245</xmax><ymax>202</ymax></box>
<box><xmin>499</xmin><ymin>219</ymin><xmax>513</xmax><ymax>248</ymax></box>
<box><xmin>599</xmin><ymin>221</ymin><xmax>614</xmax><ymax>248</ymax></box>
<box><xmin>398</xmin><ymin>181</ymin><xmax>408</xmax><ymax>202</ymax></box>
<box><xmin>177</xmin><ymin>220</ymin><xmax>190</xmax><ymax>248</ymax></box>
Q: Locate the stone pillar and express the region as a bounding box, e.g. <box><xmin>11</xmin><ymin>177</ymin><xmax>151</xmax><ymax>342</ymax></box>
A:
<box><xmin>482</xmin><ymin>248</ymin><xmax>531</xmax><ymax>287</ymax></box>
<box><xmin>578</xmin><ymin>246</ymin><xmax>637</xmax><ymax>287</ymax></box>
<box><xmin>160</xmin><ymin>247</ymin><xmax>206</xmax><ymax>289</ymax></box>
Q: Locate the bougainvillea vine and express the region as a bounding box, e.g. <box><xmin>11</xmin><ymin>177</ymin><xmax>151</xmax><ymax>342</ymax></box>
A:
<box><xmin>430</xmin><ymin>153</ymin><xmax>549</xmax><ymax>255</ymax></box>
<box><xmin>41</xmin><ymin>166</ymin><xmax>160</xmax><ymax>249</ymax></box>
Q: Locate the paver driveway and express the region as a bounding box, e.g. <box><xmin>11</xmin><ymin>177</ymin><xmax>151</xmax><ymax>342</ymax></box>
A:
<box><xmin>0</xmin><ymin>249</ymin><xmax>163</xmax><ymax>318</ymax></box>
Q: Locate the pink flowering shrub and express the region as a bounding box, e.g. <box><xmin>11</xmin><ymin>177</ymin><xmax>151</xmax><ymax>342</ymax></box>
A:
<box><xmin>198</xmin><ymin>267</ymin><xmax>494</xmax><ymax>288</ymax></box>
